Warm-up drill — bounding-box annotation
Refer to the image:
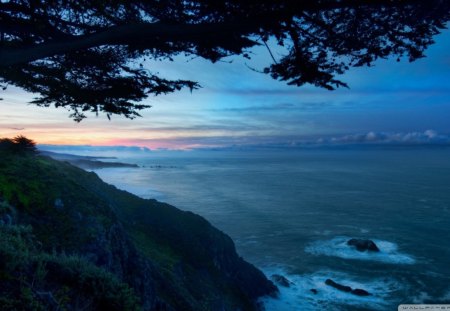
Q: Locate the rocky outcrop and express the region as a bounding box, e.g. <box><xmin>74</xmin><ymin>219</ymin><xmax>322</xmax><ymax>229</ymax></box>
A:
<box><xmin>271</xmin><ymin>274</ymin><xmax>292</xmax><ymax>287</ymax></box>
<box><xmin>352</xmin><ymin>288</ymin><xmax>371</xmax><ymax>296</ymax></box>
<box><xmin>325</xmin><ymin>279</ymin><xmax>351</xmax><ymax>292</ymax></box>
<box><xmin>0</xmin><ymin>151</ymin><xmax>277</xmax><ymax>311</ymax></box>
<box><xmin>41</xmin><ymin>150</ymin><xmax>139</xmax><ymax>169</ymax></box>
<box><xmin>325</xmin><ymin>279</ymin><xmax>371</xmax><ymax>297</ymax></box>
<box><xmin>347</xmin><ymin>238</ymin><xmax>380</xmax><ymax>252</ymax></box>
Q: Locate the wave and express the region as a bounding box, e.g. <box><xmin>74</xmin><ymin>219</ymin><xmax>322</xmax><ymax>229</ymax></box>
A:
<box><xmin>304</xmin><ymin>236</ymin><xmax>415</xmax><ymax>264</ymax></box>
<box><xmin>261</xmin><ymin>268</ymin><xmax>401</xmax><ymax>311</ymax></box>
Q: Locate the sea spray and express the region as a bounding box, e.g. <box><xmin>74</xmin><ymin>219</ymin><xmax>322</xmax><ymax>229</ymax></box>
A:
<box><xmin>260</xmin><ymin>267</ymin><xmax>402</xmax><ymax>311</ymax></box>
<box><xmin>305</xmin><ymin>236</ymin><xmax>416</xmax><ymax>264</ymax></box>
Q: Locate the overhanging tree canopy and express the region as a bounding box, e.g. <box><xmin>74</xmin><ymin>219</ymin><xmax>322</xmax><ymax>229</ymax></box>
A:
<box><xmin>0</xmin><ymin>0</ymin><xmax>449</xmax><ymax>121</ymax></box>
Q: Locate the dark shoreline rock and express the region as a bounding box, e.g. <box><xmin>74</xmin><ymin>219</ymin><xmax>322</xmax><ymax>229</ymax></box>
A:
<box><xmin>271</xmin><ymin>274</ymin><xmax>292</xmax><ymax>287</ymax></box>
<box><xmin>325</xmin><ymin>279</ymin><xmax>372</xmax><ymax>297</ymax></box>
<box><xmin>347</xmin><ymin>238</ymin><xmax>380</xmax><ymax>252</ymax></box>
<box><xmin>352</xmin><ymin>288</ymin><xmax>371</xmax><ymax>296</ymax></box>
<box><xmin>325</xmin><ymin>279</ymin><xmax>352</xmax><ymax>292</ymax></box>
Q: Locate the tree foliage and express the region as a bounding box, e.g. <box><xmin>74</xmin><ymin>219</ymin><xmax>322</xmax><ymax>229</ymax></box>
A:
<box><xmin>0</xmin><ymin>136</ymin><xmax>37</xmax><ymax>155</ymax></box>
<box><xmin>0</xmin><ymin>0</ymin><xmax>449</xmax><ymax>121</ymax></box>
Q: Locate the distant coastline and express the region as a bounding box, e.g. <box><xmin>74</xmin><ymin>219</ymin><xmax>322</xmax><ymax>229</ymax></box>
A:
<box><xmin>40</xmin><ymin>150</ymin><xmax>139</xmax><ymax>170</ymax></box>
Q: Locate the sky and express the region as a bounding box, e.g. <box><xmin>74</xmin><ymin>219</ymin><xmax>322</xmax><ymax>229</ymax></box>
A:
<box><xmin>1</xmin><ymin>28</ymin><xmax>450</xmax><ymax>150</ymax></box>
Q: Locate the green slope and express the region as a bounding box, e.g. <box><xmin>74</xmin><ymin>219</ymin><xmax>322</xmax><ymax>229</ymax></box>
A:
<box><xmin>0</xmin><ymin>149</ymin><xmax>277</xmax><ymax>310</ymax></box>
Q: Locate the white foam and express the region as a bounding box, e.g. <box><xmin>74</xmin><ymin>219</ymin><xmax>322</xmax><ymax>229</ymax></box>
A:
<box><xmin>439</xmin><ymin>289</ymin><xmax>450</xmax><ymax>302</ymax></box>
<box><xmin>261</xmin><ymin>268</ymin><xmax>401</xmax><ymax>311</ymax></box>
<box><xmin>411</xmin><ymin>291</ymin><xmax>433</xmax><ymax>304</ymax></box>
<box><xmin>305</xmin><ymin>236</ymin><xmax>415</xmax><ymax>264</ymax></box>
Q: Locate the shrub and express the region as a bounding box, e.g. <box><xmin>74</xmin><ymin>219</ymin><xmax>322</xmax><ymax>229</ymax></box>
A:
<box><xmin>0</xmin><ymin>224</ymin><xmax>141</xmax><ymax>311</ymax></box>
<box><xmin>0</xmin><ymin>136</ymin><xmax>37</xmax><ymax>155</ymax></box>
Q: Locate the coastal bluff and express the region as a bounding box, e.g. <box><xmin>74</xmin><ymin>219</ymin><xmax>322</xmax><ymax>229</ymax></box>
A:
<box><xmin>0</xmin><ymin>149</ymin><xmax>276</xmax><ymax>310</ymax></box>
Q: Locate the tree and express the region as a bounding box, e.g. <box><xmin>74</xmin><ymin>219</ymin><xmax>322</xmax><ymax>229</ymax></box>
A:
<box><xmin>12</xmin><ymin>135</ymin><xmax>38</xmax><ymax>154</ymax></box>
<box><xmin>0</xmin><ymin>136</ymin><xmax>37</xmax><ymax>155</ymax></box>
<box><xmin>0</xmin><ymin>0</ymin><xmax>449</xmax><ymax>121</ymax></box>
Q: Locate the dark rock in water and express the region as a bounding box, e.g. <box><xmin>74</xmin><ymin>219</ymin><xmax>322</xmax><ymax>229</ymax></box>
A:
<box><xmin>310</xmin><ymin>288</ymin><xmax>318</xmax><ymax>294</ymax></box>
<box><xmin>347</xmin><ymin>238</ymin><xmax>380</xmax><ymax>252</ymax></box>
<box><xmin>352</xmin><ymin>288</ymin><xmax>371</xmax><ymax>296</ymax></box>
<box><xmin>325</xmin><ymin>279</ymin><xmax>372</xmax><ymax>297</ymax></box>
<box><xmin>325</xmin><ymin>279</ymin><xmax>352</xmax><ymax>292</ymax></box>
<box><xmin>271</xmin><ymin>274</ymin><xmax>292</xmax><ymax>287</ymax></box>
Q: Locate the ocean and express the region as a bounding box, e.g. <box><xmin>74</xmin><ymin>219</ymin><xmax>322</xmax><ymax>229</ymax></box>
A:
<box><xmin>87</xmin><ymin>147</ymin><xmax>450</xmax><ymax>310</ymax></box>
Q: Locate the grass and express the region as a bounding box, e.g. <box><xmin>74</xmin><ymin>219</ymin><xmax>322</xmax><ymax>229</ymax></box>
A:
<box><xmin>0</xmin><ymin>223</ymin><xmax>141</xmax><ymax>311</ymax></box>
<box><xmin>0</xmin><ymin>146</ymin><xmax>274</xmax><ymax>311</ymax></box>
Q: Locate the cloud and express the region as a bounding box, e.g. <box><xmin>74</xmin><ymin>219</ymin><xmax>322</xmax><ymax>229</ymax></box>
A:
<box><xmin>179</xmin><ymin>129</ymin><xmax>450</xmax><ymax>150</ymax></box>
<box><xmin>218</xmin><ymin>102</ymin><xmax>295</xmax><ymax>112</ymax></box>
<box><xmin>37</xmin><ymin>130</ymin><xmax>450</xmax><ymax>152</ymax></box>
<box><xmin>215</xmin><ymin>102</ymin><xmax>339</xmax><ymax>113</ymax></box>
<box><xmin>38</xmin><ymin>144</ymin><xmax>151</xmax><ymax>154</ymax></box>
<box><xmin>127</xmin><ymin>122</ymin><xmax>262</xmax><ymax>133</ymax></box>
<box><xmin>317</xmin><ymin>130</ymin><xmax>450</xmax><ymax>145</ymax></box>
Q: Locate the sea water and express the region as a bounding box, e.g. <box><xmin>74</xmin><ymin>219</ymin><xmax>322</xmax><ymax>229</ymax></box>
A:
<box><xmin>88</xmin><ymin>147</ymin><xmax>450</xmax><ymax>310</ymax></box>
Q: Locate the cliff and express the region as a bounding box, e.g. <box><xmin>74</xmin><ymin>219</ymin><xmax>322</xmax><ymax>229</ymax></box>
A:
<box><xmin>0</xmin><ymin>150</ymin><xmax>277</xmax><ymax>310</ymax></box>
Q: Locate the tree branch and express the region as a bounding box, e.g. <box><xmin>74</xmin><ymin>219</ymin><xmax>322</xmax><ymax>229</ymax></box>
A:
<box><xmin>0</xmin><ymin>0</ymin><xmax>429</xmax><ymax>67</ymax></box>
<box><xmin>0</xmin><ymin>22</ymin><xmax>256</xmax><ymax>67</ymax></box>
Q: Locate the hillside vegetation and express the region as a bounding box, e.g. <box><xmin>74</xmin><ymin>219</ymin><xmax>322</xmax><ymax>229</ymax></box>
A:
<box><xmin>0</xmin><ymin>138</ymin><xmax>276</xmax><ymax>311</ymax></box>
